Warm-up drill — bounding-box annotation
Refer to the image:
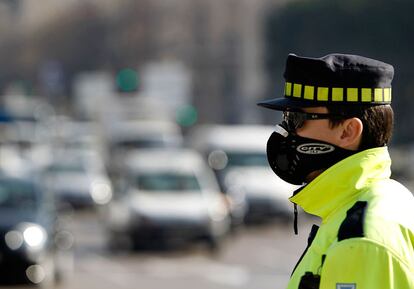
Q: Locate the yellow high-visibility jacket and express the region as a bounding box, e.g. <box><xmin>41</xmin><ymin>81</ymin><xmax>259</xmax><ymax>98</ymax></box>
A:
<box><xmin>287</xmin><ymin>147</ymin><xmax>414</xmax><ymax>289</ymax></box>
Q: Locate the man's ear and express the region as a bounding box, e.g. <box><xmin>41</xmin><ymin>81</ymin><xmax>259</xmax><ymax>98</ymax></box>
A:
<box><xmin>340</xmin><ymin>118</ymin><xmax>363</xmax><ymax>150</ymax></box>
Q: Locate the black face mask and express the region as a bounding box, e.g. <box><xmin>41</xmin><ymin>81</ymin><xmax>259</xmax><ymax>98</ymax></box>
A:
<box><xmin>266</xmin><ymin>122</ymin><xmax>357</xmax><ymax>185</ymax></box>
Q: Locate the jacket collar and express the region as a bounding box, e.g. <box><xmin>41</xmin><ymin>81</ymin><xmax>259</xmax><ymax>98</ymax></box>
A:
<box><xmin>289</xmin><ymin>147</ymin><xmax>391</xmax><ymax>221</ymax></box>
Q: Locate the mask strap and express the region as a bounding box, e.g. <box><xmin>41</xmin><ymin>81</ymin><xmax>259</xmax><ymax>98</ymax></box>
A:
<box><xmin>291</xmin><ymin>185</ymin><xmax>305</xmax><ymax>235</ymax></box>
<box><xmin>275</xmin><ymin>123</ymin><xmax>289</xmax><ymax>137</ymax></box>
<box><xmin>294</xmin><ymin>203</ymin><xmax>298</xmax><ymax>235</ymax></box>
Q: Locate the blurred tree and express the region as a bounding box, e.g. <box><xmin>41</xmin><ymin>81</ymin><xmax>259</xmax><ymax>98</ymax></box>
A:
<box><xmin>264</xmin><ymin>0</ymin><xmax>414</xmax><ymax>143</ymax></box>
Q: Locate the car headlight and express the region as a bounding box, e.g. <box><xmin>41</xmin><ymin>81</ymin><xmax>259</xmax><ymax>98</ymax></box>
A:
<box><xmin>22</xmin><ymin>224</ymin><xmax>47</xmax><ymax>248</ymax></box>
<box><xmin>91</xmin><ymin>182</ymin><xmax>113</xmax><ymax>205</ymax></box>
<box><xmin>5</xmin><ymin>230</ymin><xmax>24</xmax><ymax>250</ymax></box>
<box><xmin>5</xmin><ymin>223</ymin><xmax>47</xmax><ymax>250</ymax></box>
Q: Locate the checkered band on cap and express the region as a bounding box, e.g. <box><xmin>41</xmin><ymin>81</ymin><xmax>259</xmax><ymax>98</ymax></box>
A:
<box><xmin>284</xmin><ymin>82</ymin><xmax>392</xmax><ymax>104</ymax></box>
<box><xmin>282</xmin><ymin>53</ymin><xmax>393</xmax><ymax>105</ymax></box>
<box><xmin>257</xmin><ymin>53</ymin><xmax>394</xmax><ymax>111</ymax></box>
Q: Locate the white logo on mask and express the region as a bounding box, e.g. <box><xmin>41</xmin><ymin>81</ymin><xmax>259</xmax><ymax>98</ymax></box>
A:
<box><xmin>297</xmin><ymin>143</ymin><xmax>335</xmax><ymax>154</ymax></box>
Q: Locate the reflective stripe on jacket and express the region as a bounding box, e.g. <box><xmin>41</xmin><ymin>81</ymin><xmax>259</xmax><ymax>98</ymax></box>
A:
<box><xmin>286</xmin><ymin>147</ymin><xmax>414</xmax><ymax>289</ymax></box>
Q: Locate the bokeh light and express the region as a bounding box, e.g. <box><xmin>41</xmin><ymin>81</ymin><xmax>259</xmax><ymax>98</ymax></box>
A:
<box><xmin>175</xmin><ymin>105</ymin><xmax>198</xmax><ymax>127</ymax></box>
<box><xmin>116</xmin><ymin>68</ymin><xmax>139</xmax><ymax>92</ymax></box>
<box><xmin>208</xmin><ymin>150</ymin><xmax>228</xmax><ymax>170</ymax></box>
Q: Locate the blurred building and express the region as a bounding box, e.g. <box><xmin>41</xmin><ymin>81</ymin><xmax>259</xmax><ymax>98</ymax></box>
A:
<box><xmin>1</xmin><ymin>0</ymin><xmax>290</xmax><ymax>125</ymax></box>
<box><xmin>16</xmin><ymin>0</ymin><xmax>125</xmax><ymax>30</ymax></box>
<box><xmin>139</xmin><ymin>0</ymin><xmax>283</xmax><ymax>124</ymax></box>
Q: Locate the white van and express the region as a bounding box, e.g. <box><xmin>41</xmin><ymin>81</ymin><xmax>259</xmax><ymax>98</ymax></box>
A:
<box><xmin>188</xmin><ymin>125</ymin><xmax>299</xmax><ymax>223</ymax></box>
<box><xmin>103</xmin><ymin>148</ymin><xmax>230</xmax><ymax>250</ymax></box>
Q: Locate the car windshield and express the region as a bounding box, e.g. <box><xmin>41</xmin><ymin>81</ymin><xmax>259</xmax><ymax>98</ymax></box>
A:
<box><xmin>0</xmin><ymin>179</ymin><xmax>38</xmax><ymax>210</ymax></box>
<box><xmin>226</xmin><ymin>152</ymin><xmax>268</xmax><ymax>167</ymax></box>
<box><xmin>47</xmin><ymin>162</ymin><xmax>85</xmax><ymax>173</ymax></box>
<box><xmin>116</xmin><ymin>139</ymin><xmax>167</xmax><ymax>149</ymax></box>
<box><xmin>136</xmin><ymin>173</ymin><xmax>201</xmax><ymax>191</ymax></box>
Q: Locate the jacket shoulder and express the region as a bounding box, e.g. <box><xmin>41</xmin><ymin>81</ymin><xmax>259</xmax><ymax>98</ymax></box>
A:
<box><xmin>322</xmin><ymin>238</ymin><xmax>414</xmax><ymax>288</ymax></box>
<box><xmin>363</xmin><ymin>179</ymin><xmax>414</xmax><ymax>229</ymax></box>
<box><xmin>339</xmin><ymin>179</ymin><xmax>414</xmax><ymax>269</ymax></box>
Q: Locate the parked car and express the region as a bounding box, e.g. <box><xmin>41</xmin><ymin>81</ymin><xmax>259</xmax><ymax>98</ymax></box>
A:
<box><xmin>188</xmin><ymin>125</ymin><xmax>299</xmax><ymax>223</ymax></box>
<box><xmin>0</xmin><ymin>171</ymin><xmax>73</xmax><ymax>286</ymax></box>
<box><xmin>103</xmin><ymin>148</ymin><xmax>230</xmax><ymax>250</ymax></box>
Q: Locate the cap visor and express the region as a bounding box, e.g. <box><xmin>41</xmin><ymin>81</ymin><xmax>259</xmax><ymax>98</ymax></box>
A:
<box><xmin>257</xmin><ymin>97</ymin><xmax>322</xmax><ymax>111</ymax></box>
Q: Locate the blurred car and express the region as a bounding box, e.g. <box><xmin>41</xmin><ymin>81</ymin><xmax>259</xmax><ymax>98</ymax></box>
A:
<box><xmin>0</xmin><ymin>171</ymin><xmax>73</xmax><ymax>286</ymax></box>
<box><xmin>43</xmin><ymin>150</ymin><xmax>113</xmax><ymax>209</ymax></box>
<box><xmin>0</xmin><ymin>121</ymin><xmax>53</xmax><ymax>169</ymax></box>
<box><xmin>224</xmin><ymin>167</ymin><xmax>296</xmax><ymax>222</ymax></box>
<box><xmin>103</xmin><ymin>119</ymin><xmax>184</xmax><ymax>180</ymax></box>
<box><xmin>105</xmin><ymin>119</ymin><xmax>183</xmax><ymax>152</ymax></box>
<box><xmin>46</xmin><ymin>117</ymin><xmax>105</xmax><ymax>156</ymax></box>
<box><xmin>188</xmin><ymin>124</ymin><xmax>299</xmax><ymax>223</ymax></box>
<box><xmin>104</xmin><ymin>148</ymin><xmax>230</xmax><ymax>250</ymax></box>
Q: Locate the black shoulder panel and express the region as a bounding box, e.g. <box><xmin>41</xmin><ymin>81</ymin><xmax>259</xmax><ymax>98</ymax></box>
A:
<box><xmin>338</xmin><ymin>201</ymin><xmax>368</xmax><ymax>241</ymax></box>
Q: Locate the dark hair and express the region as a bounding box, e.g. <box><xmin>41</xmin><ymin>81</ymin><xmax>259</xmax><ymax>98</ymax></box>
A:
<box><xmin>326</xmin><ymin>104</ymin><xmax>394</xmax><ymax>150</ymax></box>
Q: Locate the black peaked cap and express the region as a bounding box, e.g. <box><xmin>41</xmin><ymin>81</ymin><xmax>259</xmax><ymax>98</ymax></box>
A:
<box><xmin>258</xmin><ymin>53</ymin><xmax>394</xmax><ymax>111</ymax></box>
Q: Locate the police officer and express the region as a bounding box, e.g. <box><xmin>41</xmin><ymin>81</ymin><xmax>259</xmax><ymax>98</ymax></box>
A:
<box><xmin>258</xmin><ymin>53</ymin><xmax>414</xmax><ymax>289</ymax></box>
